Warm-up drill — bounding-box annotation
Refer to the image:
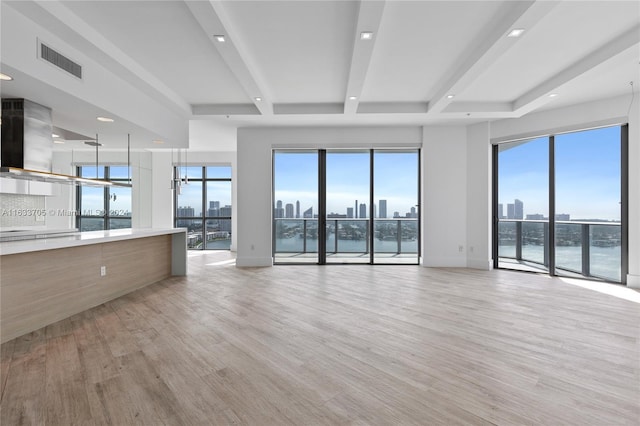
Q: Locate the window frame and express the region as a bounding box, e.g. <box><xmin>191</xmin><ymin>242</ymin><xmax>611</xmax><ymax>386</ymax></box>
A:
<box><xmin>76</xmin><ymin>165</ymin><xmax>132</xmax><ymax>231</ymax></box>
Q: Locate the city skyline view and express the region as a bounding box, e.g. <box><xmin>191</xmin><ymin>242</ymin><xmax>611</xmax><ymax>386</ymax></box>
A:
<box><xmin>498</xmin><ymin>126</ymin><xmax>621</xmax><ymax>221</ymax></box>
<box><xmin>274</xmin><ymin>151</ymin><xmax>419</xmax><ymax>218</ymax></box>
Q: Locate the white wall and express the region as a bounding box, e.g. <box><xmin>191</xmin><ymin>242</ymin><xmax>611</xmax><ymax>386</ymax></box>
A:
<box><xmin>466</xmin><ymin>122</ymin><xmax>493</xmax><ymax>270</ymax></box>
<box><xmin>422</xmin><ymin>126</ymin><xmax>468</xmax><ymax>267</ymax></box>
<box><xmin>490</xmin><ymin>93</ymin><xmax>640</xmax><ymax>287</ymax></box>
<box><xmin>236</xmin><ymin>126</ymin><xmax>423</xmax><ymax>267</ymax></box>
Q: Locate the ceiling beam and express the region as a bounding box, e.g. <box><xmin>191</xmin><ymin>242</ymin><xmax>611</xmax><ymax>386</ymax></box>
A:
<box><xmin>427</xmin><ymin>0</ymin><xmax>560</xmax><ymax>116</ymax></box>
<box><xmin>35</xmin><ymin>0</ymin><xmax>192</xmax><ymax>116</ymax></box>
<box><xmin>343</xmin><ymin>0</ymin><xmax>387</xmax><ymax>115</ymax></box>
<box><xmin>185</xmin><ymin>0</ymin><xmax>273</xmax><ymax>116</ymax></box>
<box><xmin>512</xmin><ymin>24</ymin><xmax>640</xmax><ymax>115</ymax></box>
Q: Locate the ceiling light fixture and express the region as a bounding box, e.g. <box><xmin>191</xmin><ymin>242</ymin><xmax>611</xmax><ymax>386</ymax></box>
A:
<box><xmin>0</xmin><ymin>73</ymin><xmax>13</xmax><ymax>81</ymax></box>
<box><xmin>549</xmin><ymin>93</ymin><xmax>558</xmax><ymax>98</ymax></box>
<box><xmin>507</xmin><ymin>29</ymin><xmax>525</xmax><ymax>38</ymax></box>
<box><xmin>153</xmin><ymin>140</ymin><xmax>164</xmax><ymax>144</ymax></box>
<box><xmin>52</xmin><ymin>133</ymin><xmax>60</xmax><ymax>138</ymax></box>
<box><xmin>446</xmin><ymin>94</ymin><xmax>455</xmax><ymax>99</ymax></box>
<box><xmin>53</xmin><ymin>140</ymin><xmax>65</xmax><ymax>144</ymax></box>
<box><xmin>360</xmin><ymin>31</ymin><xmax>373</xmax><ymax>40</ymax></box>
<box><xmin>348</xmin><ymin>96</ymin><xmax>357</xmax><ymax>100</ymax></box>
<box><xmin>214</xmin><ymin>35</ymin><xmax>225</xmax><ymax>42</ymax></box>
<box><xmin>254</xmin><ymin>97</ymin><xmax>262</xmax><ymax>102</ymax></box>
<box><xmin>96</xmin><ymin>116</ymin><xmax>114</xmax><ymax>122</ymax></box>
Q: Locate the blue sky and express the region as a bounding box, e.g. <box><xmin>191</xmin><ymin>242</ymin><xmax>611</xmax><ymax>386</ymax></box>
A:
<box><xmin>274</xmin><ymin>151</ymin><xmax>419</xmax><ymax>217</ymax></box>
<box><xmin>499</xmin><ymin>126</ymin><xmax>621</xmax><ymax>221</ymax></box>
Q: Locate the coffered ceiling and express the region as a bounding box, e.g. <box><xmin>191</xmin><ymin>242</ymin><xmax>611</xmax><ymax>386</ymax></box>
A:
<box><xmin>1</xmin><ymin>0</ymin><xmax>638</xmax><ymax>149</ymax></box>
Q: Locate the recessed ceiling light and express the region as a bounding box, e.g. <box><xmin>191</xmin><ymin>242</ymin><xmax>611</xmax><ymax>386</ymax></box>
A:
<box><xmin>0</xmin><ymin>73</ymin><xmax>13</xmax><ymax>81</ymax></box>
<box><xmin>97</xmin><ymin>116</ymin><xmax>114</xmax><ymax>122</ymax></box>
<box><xmin>348</xmin><ymin>96</ymin><xmax>357</xmax><ymax>100</ymax></box>
<box><xmin>446</xmin><ymin>94</ymin><xmax>455</xmax><ymax>99</ymax></box>
<box><xmin>53</xmin><ymin>140</ymin><xmax>65</xmax><ymax>144</ymax></box>
<box><xmin>549</xmin><ymin>93</ymin><xmax>558</xmax><ymax>98</ymax></box>
<box><xmin>254</xmin><ymin>97</ymin><xmax>262</xmax><ymax>102</ymax></box>
<box><xmin>152</xmin><ymin>140</ymin><xmax>164</xmax><ymax>144</ymax></box>
<box><xmin>214</xmin><ymin>35</ymin><xmax>225</xmax><ymax>42</ymax></box>
<box><xmin>507</xmin><ymin>29</ymin><xmax>525</xmax><ymax>38</ymax></box>
<box><xmin>52</xmin><ymin>133</ymin><xmax>60</xmax><ymax>138</ymax></box>
<box><xmin>360</xmin><ymin>31</ymin><xmax>373</xmax><ymax>40</ymax></box>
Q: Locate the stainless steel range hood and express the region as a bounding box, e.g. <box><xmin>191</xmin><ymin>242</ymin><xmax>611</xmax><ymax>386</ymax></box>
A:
<box><xmin>0</xmin><ymin>98</ymin><xmax>131</xmax><ymax>188</ymax></box>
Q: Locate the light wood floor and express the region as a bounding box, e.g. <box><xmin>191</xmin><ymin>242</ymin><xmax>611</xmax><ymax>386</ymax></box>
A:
<box><xmin>1</xmin><ymin>251</ymin><xmax>639</xmax><ymax>425</ymax></box>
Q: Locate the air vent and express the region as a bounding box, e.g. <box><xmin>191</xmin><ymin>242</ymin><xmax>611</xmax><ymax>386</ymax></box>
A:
<box><xmin>39</xmin><ymin>41</ymin><xmax>82</xmax><ymax>79</ymax></box>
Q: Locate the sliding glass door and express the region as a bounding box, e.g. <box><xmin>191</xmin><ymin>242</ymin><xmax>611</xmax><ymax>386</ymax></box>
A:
<box><xmin>494</xmin><ymin>125</ymin><xmax>627</xmax><ymax>283</ymax></box>
<box><xmin>273</xmin><ymin>151</ymin><xmax>318</xmax><ymax>263</ymax></box>
<box><xmin>373</xmin><ymin>151</ymin><xmax>419</xmax><ymax>264</ymax></box>
<box><xmin>325</xmin><ymin>151</ymin><xmax>370</xmax><ymax>264</ymax></box>
<box><xmin>555</xmin><ymin>127</ymin><xmax>622</xmax><ymax>282</ymax></box>
<box><xmin>273</xmin><ymin>149</ymin><xmax>420</xmax><ymax>265</ymax></box>
<box><xmin>496</xmin><ymin>137</ymin><xmax>549</xmax><ymax>273</ymax></box>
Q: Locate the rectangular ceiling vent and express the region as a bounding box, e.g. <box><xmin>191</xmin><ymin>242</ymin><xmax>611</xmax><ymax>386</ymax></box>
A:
<box><xmin>38</xmin><ymin>41</ymin><xmax>82</xmax><ymax>79</ymax></box>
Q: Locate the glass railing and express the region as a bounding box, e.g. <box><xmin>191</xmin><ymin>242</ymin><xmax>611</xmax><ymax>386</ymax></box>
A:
<box><xmin>274</xmin><ymin>218</ymin><xmax>418</xmax><ymax>257</ymax></box>
<box><xmin>498</xmin><ymin>219</ymin><xmax>621</xmax><ymax>282</ymax></box>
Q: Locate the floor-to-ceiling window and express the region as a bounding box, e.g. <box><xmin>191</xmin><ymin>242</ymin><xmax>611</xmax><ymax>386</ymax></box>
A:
<box><xmin>76</xmin><ymin>165</ymin><xmax>132</xmax><ymax>231</ymax></box>
<box><xmin>494</xmin><ymin>125</ymin><xmax>627</xmax><ymax>284</ymax></box>
<box><xmin>273</xmin><ymin>151</ymin><xmax>319</xmax><ymax>263</ymax></box>
<box><xmin>273</xmin><ymin>149</ymin><xmax>419</xmax><ymax>265</ymax></box>
<box><xmin>174</xmin><ymin>166</ymin><xmax>232</xmax><ymax>250</ymax></box>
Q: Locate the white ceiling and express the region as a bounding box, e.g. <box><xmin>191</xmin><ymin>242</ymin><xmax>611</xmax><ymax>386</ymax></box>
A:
<box><xmin>1</xmin><ymin>0</ymin><xmax>639</xmax><ymax>150</ymax></box>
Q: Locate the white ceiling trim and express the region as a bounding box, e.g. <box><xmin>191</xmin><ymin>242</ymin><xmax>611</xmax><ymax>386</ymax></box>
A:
<box><xmin>186</xmin><ymin>0</ymin><xmax>274</xmax><ymax>115</ymax></box>
<box><xmin>512</xmin><ymin>24</ymin><xmax>640</xmax><ymax>115</ymax></box>
<box><xmin>343</xmin><ymin>0</ymin><xmax>386</xmax><ymax>115</ymax></box>
<box><xmin>427</xmin><ymin>0</ymin><xmax>560</xmax><ymax>116</ymax></box>
<box><xmin>36</xmin><ymin>0</ymin><xmax>191</xmax><ymax>116</ymax></box>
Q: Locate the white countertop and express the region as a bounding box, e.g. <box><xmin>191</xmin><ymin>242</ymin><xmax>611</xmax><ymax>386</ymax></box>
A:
<box><xmin>0</xmin><ymin>228</ymin><xmax>187</xmax><ymax>255</ymax></box>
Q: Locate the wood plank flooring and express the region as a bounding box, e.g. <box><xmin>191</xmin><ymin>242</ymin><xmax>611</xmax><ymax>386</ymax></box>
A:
<box><xmin>1</xmin><ymin>251</ymin><xmax>639</xmax><ymax>425</ymax></box>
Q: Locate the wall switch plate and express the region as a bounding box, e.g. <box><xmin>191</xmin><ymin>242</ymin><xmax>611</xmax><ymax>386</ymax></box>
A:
<box><xmin>100</xmin><ymin>266</ymin><xmax>106</xmax><ymax>276</ymax></box>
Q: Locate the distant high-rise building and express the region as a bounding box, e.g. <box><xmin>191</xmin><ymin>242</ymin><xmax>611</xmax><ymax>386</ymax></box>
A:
<box><xmin>296</xmin><ymin>200</ymin><xmax>300</xmax><ymax>218</ymax></box>
<box><xmin>555</xmin><ymin>213</ymin><xmax>570</xmax><ymax>221</ymax></box>
<box><xmin>507</xmin><ymin>203</ymin><xmax>515</xmax><ymax>219</ymax></box>
<box><xmin>219</xmin><ymin>205</ymin><xmax>232</xmax><ymax>231</ymax></box>
<box><xmin>346</xmin><ymin>207</ymin><xmax>354</xmax><ymax>218</ymax></box>
<box><xmin>514</xmin><ymin>199</ymin><xmax>523</xmax><ymax>219</ymax></box>
<box><xmin>285</xmin><ymin>203</ymin><xmax>294</xmax><ymax>218</ymax></box>
<box><xmin>220</xmin><ymin>205</ymin><xmax>232</xmax><ymax>217</ymax></box>
<box><xmin>177</xmin><ymin>206</ymin><xmax>196</xmax><ymax>227</ymax></box>
<box><xmin>275</xmin><ymin>200</ymin><xmax>284</xmax><ymax>218</ymax></box>
<box><xmin>526</xmin><ymin>213</ymin><xmax>544</xmax><ymax>220</ymax></box>
<box><xmin>393</xmin><ymin>211</ymin><xmax>400</xmax><ymax>218</ymax></box>
<box><xmin>208</xmin><ymin>200</ymin><xmax>220</xmax><ymax>218</ymax></box>
<box><xmin>359</xmin><ymin>203</ymin><xmax>367</xmax><ymax>219</ymax></box>
<box><xmin>410</xmin><ymin>206</ymin><xmax>417</xmax><ymax>218</ymax></box>
<box><xmin>373</xmin><ymin>204</ymin><xmax>377</xmax><ymax>219</ymax></box>
<box><xmin>498</xmin><ymin>203</ymin><xmax>504</xmax><ymax>219</ymax></box>
<box><xmin>355</xmin><ymin>200</ymin><xmax>358</xmax><ymax>218</ymax></box>
<box><xmin>379</xmin><ymin>200</ymin><xmax>387</xmax><ymax>219</ymax></box>
<box><xmin>303</xmin><ymin>207</ymin><xmax>313</xmax><ymax>218</ymax></box>
<box><xmin>177</xmin><ymin>206</ymin><xmax>195</xmax><ymax>217</ymax></box>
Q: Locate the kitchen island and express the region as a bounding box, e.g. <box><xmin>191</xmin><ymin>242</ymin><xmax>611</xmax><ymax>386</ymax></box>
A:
<box><xmin>0</xmin><ymin>228</ymin><xmax>187</xmax><ymax>343</ymax></box>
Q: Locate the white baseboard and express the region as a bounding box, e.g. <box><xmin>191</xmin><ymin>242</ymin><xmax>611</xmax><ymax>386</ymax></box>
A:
<box><xmin>466</xmin><ymin>258</ymin><xmax>493</xmax><ymax>270</ymax></box>
<box><xmin>627</xmin><ymin>274</ymin><xmax>640</xmax><ymax>288</ymax></box>
<box><xmin>235</xmin><ymin>256</ymin><xmax>273</xmax><ymax>267</ymax></box>
<box><xmin>422</xmin><ymin>256</ymin><xmax>467</xmax><ymax>268</ymax></box>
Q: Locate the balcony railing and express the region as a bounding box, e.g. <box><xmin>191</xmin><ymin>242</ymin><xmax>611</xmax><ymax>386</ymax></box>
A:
<box><xmin>498</xmin><ymin>219</ymin><xmax>621</xmax><ymax>282</ymax></box>
<box><xmin>274</xmin><ymin>218</ymin><xmax>418</xmax><ymax>256</ymax></box>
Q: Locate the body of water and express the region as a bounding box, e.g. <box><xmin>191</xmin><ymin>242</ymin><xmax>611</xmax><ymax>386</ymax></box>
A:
<box><xmin>499</xmin><ymin>243</ymin><xmax>621</xmax><ymax>281</ymax></box>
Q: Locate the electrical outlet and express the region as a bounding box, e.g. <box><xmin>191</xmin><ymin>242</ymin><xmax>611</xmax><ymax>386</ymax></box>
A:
<box><xmin>100</xmin><ymin>266</ymin><xmax>106</xmax><ymax>276</ymax></box>
<box><xmin>458</xmin><ymin>245</ymin><xmax>464</xmax><ymax>252</ymax></box>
